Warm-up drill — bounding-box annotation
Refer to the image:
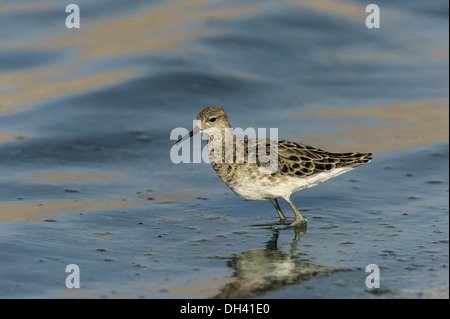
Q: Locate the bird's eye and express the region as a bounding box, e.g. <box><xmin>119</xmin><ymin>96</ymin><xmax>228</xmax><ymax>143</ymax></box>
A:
<box><xmin>209</xmin><ymin>117</ymin><xmax>217</xmax><ymax>122</ymax></box>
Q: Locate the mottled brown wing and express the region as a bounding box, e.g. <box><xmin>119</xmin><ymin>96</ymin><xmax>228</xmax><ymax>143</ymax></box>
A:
<box><xmin>229</xmin><ymin>138</ymin><xmax>371</xmax><ymax>177</ymax></box>
<box><xmin>275</xmin><ymin>139</ymin><xmax>372</xmax><ymax>177</ymax></box>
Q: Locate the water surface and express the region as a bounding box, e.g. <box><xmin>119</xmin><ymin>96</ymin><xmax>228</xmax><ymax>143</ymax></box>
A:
<box><xmin>0</xmin><ymin>0</ymin><xmax>448</xmax><ymax>298</ymax></box>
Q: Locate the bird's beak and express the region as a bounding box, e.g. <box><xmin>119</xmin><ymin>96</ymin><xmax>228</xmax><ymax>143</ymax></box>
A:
<box><xmin>175</xmin><ymin>124</ymin><xmax>201</xmax><ymax>145</ymax></box>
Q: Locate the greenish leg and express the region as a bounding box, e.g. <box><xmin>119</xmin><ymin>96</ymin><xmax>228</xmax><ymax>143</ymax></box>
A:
<box><xmin>284</xmin><ymin>196</ymin><xmax>307</xmax><ymax>226</ymax></box>
<box><xmin>270</xmin><ymin>198</ymin><xmax>286</xmax><ymax>222</ymax></box>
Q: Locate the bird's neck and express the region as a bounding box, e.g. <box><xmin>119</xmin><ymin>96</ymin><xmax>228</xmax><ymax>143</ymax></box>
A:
<box><xmin>207</xmin><ymin>129</ymin><xmax>234</xmax><ymax>164</ymax></box>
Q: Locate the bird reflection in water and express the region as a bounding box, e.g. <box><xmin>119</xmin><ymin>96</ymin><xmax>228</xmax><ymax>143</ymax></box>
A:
<box><xmin>213</xmin><ymin>225</ymin><xmax>345</xmax><ymax>298</ymax></box>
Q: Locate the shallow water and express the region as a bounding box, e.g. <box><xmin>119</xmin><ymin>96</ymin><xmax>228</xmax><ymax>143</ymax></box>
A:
<box><xmin>0</xmin><ymin>0</ymin><xmax>448</xmax><ymax>298</ymax></box>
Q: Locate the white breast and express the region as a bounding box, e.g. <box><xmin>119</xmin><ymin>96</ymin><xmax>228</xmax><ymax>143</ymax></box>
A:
<box><xmin>226</xmin><ymin>167</ymin><xmax>354</xmax><ymax>201</ymax></box>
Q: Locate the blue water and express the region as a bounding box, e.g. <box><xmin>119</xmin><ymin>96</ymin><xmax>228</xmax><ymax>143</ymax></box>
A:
<box><xmin>0</xmin><ymin>0</ymin><xmax>448</xmax><ymax>298</ymax></box>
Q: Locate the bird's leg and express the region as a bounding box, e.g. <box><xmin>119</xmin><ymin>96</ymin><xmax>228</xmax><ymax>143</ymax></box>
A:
<box><xmin>284</xmin><ymin>196</ymin><xmax>307</xmax><ymax>226</ymax></box>
<box><xmin>270</xmin><ymin>198</ymin><xmax>286</xmax><ymax>223</ymax></box>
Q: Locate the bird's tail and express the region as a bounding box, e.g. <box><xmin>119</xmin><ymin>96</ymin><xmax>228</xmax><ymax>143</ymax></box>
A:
<box><xmin>331</xmin><ymin>152</ymin><xmax>373</xmax><ymax>168</ymax></box>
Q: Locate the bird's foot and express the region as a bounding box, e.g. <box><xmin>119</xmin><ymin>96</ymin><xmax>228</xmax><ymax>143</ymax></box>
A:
<box><xmin>289</xmin><ymin>217</ymin><xmax>307</xmax><ymax>228</ymax></box>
